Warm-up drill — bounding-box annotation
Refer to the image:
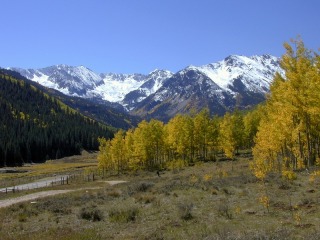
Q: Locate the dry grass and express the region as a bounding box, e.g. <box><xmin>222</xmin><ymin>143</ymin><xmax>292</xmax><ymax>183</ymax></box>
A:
<box><xmin>0</xmin><ymin>153</ymin><xmax>320</xmax><ymax>239</ymax></box>
<box><xmin>0</xmin><ymin>151</ymin><xmax>98</xmax><ymax>183</ymax></box>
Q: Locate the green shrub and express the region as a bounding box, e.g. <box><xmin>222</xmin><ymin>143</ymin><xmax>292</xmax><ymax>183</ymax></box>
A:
<box><xmin>18</xmin><ymin>213</ymin><xmax>28</xmax><ymax>222</ymax></box>
<box><xmin>217</xmin><ymin>199</ymin><xmax>233</xmax><ymax>219</ymax></box>
<box><xmin>135</xmin><ymin>193</ymin><xmax>156</xmax><ymax>204</ymax></box>
<box><xmin>178</xmin><ymin>202</ymin><xmax>194</xmax><ymax>220</ymax></box>
<box><xmin>136</xmin><ymin>181</ymin><xmax>154</xmax><ymax>192</ymax></box>
<box><xmin>109</xmin><ymin>206</ymin><xmax>139</xmax><ymax>223</ymax></box>
<box><xmin>127</xmin><ymin>181</ymin><xmax>154</xmax><ymax>195</ymax></box>
<box><xmin>107</xmin><ymin>189</ymin><xmax>122</xmax><ymax>198</ymax></box>
<box><xmin>79</xmin><ymin>205</ymin><xmax>104</xmax><ymax>222</ymax></box>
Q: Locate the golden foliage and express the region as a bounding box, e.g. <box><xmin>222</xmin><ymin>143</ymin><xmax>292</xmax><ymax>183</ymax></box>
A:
<box><xmin>252</xmin><ymin>38</ymin><xmax>320</xmax><ymax>178</ymax></box>
<box><xmin>282</xmin><ymin>170</ymin><xmax>297</xmax><ymax>181</ymax></box>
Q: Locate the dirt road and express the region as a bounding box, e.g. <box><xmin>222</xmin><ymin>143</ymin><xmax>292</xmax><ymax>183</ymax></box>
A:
<box><xmin>0</xmin><ymin>180</ymin><xmax>127</xmax><ymax>208</ymax></box>
<box><xmin>0</xmin><ymin>190</ymin><xmax>74</xmax><ymax>208</ymax></box>
<box><xmin>103</xmin><ymin>180</ymin><xmax>127</xmax><ymax>186</ymax></box>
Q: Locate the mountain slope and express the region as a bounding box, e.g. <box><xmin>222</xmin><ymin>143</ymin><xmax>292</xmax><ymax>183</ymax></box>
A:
<box><xmin>11</xmin><ymin>65</ymin><xmax>103</xmax><ymax>97</ymax></box>
<box><xmin>11</xmin><ymin>66</ymin><xmax>173</xmax><ymax>105</ymax></box>
<box><xmin>42</xmin><ymin>87</ymin><xmax>141</xmax><ymax>129</ymax></box>
<box><xmin>9</xmin><ymin>67</ymin><xmax>141</xmax><ymax>129</ymax></box>
<box><xmin>0</xmin><ymin>69</ymin><xmax>113</xmax><ymax>166</ymax></box>
<box><xmin>121</xmin><ymin>69</ymin><xmax>173</xmax><ymax>110</ymax></box>
<box><xmin>10</xmin><ymin>54</ymin><xmax>283</xmax><ymax>122</ymax></box>
<box><xmin>130</xmin><ymin>55</ymin><xmax>283</xmax><ymax>121</ymax></box>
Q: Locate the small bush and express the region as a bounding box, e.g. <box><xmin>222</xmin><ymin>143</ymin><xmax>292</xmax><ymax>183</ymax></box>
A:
<box><xmin>107</xmin><ymin>189</ymin><xmax>122</xmax><ymax>198</ymax></box>
<box><xmin>10</xmin><ymin>203</ymin><xmax>39</xmax><ymax>222</ymax></box>
<box><xmin>36</xmin><ymin>198</ymin><xmax>72</xmax><ymax>215</ymax></box>
<box><xmin>135</xmin><ymin>193</ymin><xmax>156</xmax><ymax>204</ymax></box>
<box><xmin>203</xmin><ymin>174</ymin><xmax>213</xmax><ymax>182</ymax></box>
<box><xmin>128</xmin><ymin>181</ymin><xmax>154</xmax><ymax>195</ymax></box>
<box><xmin>136</xmin><ymin>181</ymin><xmax>154</xmax><ymax>192</ymax></box>
<box><xmin>109</xmin><ymin>206</ymin><xmax>139</xmax><ymax>223</ymax></box>
<box><xmin>178</xmin><ymin>202</ymin><xmax>194</xmax><ymax>221</ymax></box>
<box><xmin>166</xmin><ymin>159</ymin><xmax>187</xmax><ymax>171</ymax></box>
<box><xmin>217</xmin><ymin>199</ymin><xmax>233</xmax><ymax>219</ymax></box>
<box><xmin>282</xmin><ymin>170</ymin><xmax>297</xmax><ymax>180</ymax></box>
<box><xmin>79</xmin><ymin>205</ymin><xmax>104</xmax><ymax>222</ymax></box>
<box><xmin>18</xmin><ymin>213</ymin><xmax>28</xmax><ymax>222</ymax></box>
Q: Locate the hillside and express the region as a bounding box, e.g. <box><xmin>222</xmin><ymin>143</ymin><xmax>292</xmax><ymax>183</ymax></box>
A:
<box><xmin>0</xmin><ymin>69</ymin><xmax>113</xmax><ymax>167</ymax></box>
<box><xmin>42</xmin><ymin>88</ymin><xmax>141</xmax><ymax>129</ymax></box>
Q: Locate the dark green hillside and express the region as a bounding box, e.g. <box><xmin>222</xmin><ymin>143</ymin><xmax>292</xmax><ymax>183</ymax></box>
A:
<box><xmin>8</xmin><ymin>70</ymin><xmax>141</xmax><ymax>129</ymax></box>
<box><xmin>0</xmin><ymin>69</ymin><xmax>113</xmax><ymax>167</ymax></box>
<box><xmin>46</xmin><ymin>92</ymin><xmax>141</xmax><ymax>130</ymax></box>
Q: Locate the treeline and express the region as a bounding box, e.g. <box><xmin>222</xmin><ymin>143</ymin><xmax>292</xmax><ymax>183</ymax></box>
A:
<box><xmin>0</xmin><ymin>69</ymin><xmax>113</xmax><ymax>167</ymax></box>
<box><xmin>252</xmin><ymin>39</ymin><xmax>320</xmax><ymax>179</ymax></box>
<box><xmin>98</xmin><ymin>107</ymin><xmax>261</xmax><ymax>173</ymax></box>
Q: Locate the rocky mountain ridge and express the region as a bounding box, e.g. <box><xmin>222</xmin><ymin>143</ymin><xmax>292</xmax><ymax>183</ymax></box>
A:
<box><xmin>10</xmin><ymin>54</ymin><xmax>283</xmax><ymax>121</ymax></box>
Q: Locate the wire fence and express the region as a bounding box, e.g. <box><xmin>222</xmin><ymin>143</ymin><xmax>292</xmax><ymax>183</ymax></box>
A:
<box><xmin>0</xmin><ymin>168</ymin><xmax>109</xmax><ymax>196</ymax></box>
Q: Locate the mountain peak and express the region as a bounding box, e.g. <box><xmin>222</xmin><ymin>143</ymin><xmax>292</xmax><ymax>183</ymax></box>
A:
<box><xmin>10</xmin><ymin>54</ymin><xmax>283</xmax><ymax>120</ymax></box>
<box><xmin>148</xmin><ymin>69</ymin><xmax>173</xmax><ymax>75</ymax></box>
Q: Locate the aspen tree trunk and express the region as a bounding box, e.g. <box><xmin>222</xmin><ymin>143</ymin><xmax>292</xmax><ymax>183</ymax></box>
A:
<box><xmin>305</xmin><ymin>114</ymin><xmax>312</xmax><ymax>167</ymax></box>
<box><xmin>316</xmin><ymin>137</ymin><xmax>320</xmax><ymax>160</ymax></box>
<box><xmin>298</xmin><ymin>131</ymin><xmax>304</xmax><ymax>160</ymax></box>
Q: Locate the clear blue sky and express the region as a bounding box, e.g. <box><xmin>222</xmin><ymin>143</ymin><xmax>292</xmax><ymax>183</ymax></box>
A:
<box><xmin>0</xmin><ymin>0</ymin><xmax>319</xmax><ymax>74</ymax></box>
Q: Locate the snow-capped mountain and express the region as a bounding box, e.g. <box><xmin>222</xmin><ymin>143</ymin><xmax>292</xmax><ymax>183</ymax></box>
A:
<box><xmin>10</xmin><ymin>54</ymin><xmax>283</xmax><ymax>121</ymax></box>
<box><xmin>11</xmin><ymin>65</ymin><xmax>103</xmax><ymax>97</ymax></box>
<box><xmin>121</xmin><ymin>69</ymin><xmax>173</xmax><ymax>110</ymax></box>
<box><xmin>10</xmin><ymin>66</ymin><xmax>172</xmax><ymax>107</ymax></box>
<box><xmin>130</xmin><ymin>54</ymin><xmax>283</xmax><ymax>121</ymax></box>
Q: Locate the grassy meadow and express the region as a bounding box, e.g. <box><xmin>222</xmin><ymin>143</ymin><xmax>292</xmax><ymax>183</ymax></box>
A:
<box><xmin>0</xmin><ymin>152</ymin><xmax>319</xmax><ymax>239</ymax></box>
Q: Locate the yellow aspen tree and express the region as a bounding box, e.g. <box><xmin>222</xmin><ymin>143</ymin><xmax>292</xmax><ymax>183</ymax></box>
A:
<box><xmin>165</xmin><ymin>114</ymin><xmax>194</xmax><ymax>162</ymax></box>
<box><xmin>206</xmin><ymin>115</ymin><xmax>220</xmax><ymax>161</ymax></box>
<box><xmin>253</xmin><ymin>38</ymin><xmax>320</xmax><ymax>178</ymax></box>
<box><xmin>243</xmin><ymin>105</ymin><xmax>265</xmax><ymax>148</ymax></box>
<box><xmin>193</xmin><ymin>108</ymin><xmax>210</xmax><ymax>161</ymax></box>
<box><xmin>124</xmin><ymin>129</ymin><xmax>137</xmax><ymax>171</ymax></box>
<box><xmin>148</xmin><ymin>119</ymin><xmax>165</xmax><ymax>169</ymax></box>
<box><xmin>165</xmin><ymin>114</ymin><xmax>185</xmax><ymax>161</ymax></box>
<box><xmin>219</xmin><ymin>112</ymin><xmax>235</xmax><ymax>159</ymax></box>
<box><xmin>97</xmin><ymin>137</ymin><xmax>113</xmax><ymax>171</ymax></box>
<box><xmin>183</xmin><ymin>114</ymin><xmax>195</xmax><ymax>163</ymax></box>
<box><xmin>132</xmin><ymin>120</ymin><xmax>149</xmax><ymax>169</ymax></box>
<box><xmin>110</xmin><ymin>130</ymin><xmax>127</xmax><ymax>175</ymax></box>
<box><xmin>232</xmin><ymin>110</ymin><xmax>245</xmax><ymax>154</ymax></box>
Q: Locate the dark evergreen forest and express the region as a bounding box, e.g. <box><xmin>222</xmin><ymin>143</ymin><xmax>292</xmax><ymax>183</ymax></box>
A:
<box><xmin>0</xmin><ymin>69</ymin><xmax>113</xmax><ymax>167</ymax></box>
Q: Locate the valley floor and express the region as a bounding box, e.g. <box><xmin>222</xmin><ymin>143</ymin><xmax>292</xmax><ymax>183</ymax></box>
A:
<box><xmin>0</xmin><ymin>153</ymin><xmax>319</xmax><ymax>239</ymax></box>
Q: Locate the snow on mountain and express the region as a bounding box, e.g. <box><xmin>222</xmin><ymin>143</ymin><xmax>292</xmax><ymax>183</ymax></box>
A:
<box><xmin>10</xmin><ymin>65</ymin><xmax>104</xmax><ymax>97</ymax></box>
<box><xmin>10</xmin><ymin>65</ymin><xmax>173</xmax><ymax>105</ymax></box>
<box><xmin>93</xmin><ymin>73</ymin><xmax>146</xmax><ymax>102</ymax></box>
<box><xmin>185</xmin><ymin>54</ymin><xmax>283</xmax><ymax>94</ymax></box>
<box><xmin>90</xmin><ymin>70</ymin><xmax>173</xmax><ymax>103</ymax></box>
<box><xmin>9</xmin><ymin>54</ymin><xmax>282</xmax><ymax>120</ymax></box>
<box><xmin>120</xmin><ymin>70</ymin><xmax>173</xmax><ymax>110</ymax></box>
<box><xmin>129</xmin><ymin>54</ymin><xmax>283</xmax><ymax>121</ymax></box>
<box><xmin>139</xmin><ymin>69</ymin><xmax>174</xmax><ymax>95</ymax></box>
